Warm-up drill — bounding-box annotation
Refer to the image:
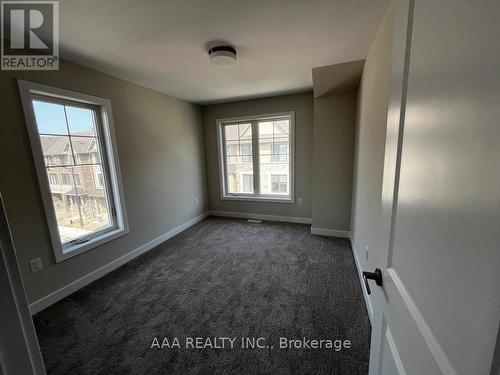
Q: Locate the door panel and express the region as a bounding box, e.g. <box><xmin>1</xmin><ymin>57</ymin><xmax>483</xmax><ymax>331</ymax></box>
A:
<box><xmin>379</xmin><ymin>319</ymin><xmax>406</xmax><ymax>375</ymax></box>
<box><xmin>383</xmin><ymin>269</ymin><xmax>446</xmax><ymax>375</ymax></box>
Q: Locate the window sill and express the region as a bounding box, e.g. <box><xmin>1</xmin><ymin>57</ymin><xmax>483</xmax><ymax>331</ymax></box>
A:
<box><xmin>221</xmin><ymin>195</ymin><xmax>294</xmax><ymax>204</ymax></box>
<box><xmin>55</xmin><ymin>227</ymin><xmax>129</xmax><ymax>263</ymax></box>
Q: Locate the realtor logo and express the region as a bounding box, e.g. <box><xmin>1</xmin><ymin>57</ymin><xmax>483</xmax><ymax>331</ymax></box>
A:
<box><xmin>1</xmin><ymin>1</ymin><xmax>59</xmax><ymax>70</ymax></box>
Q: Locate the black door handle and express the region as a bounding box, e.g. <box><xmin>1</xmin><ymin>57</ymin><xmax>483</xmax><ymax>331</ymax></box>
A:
<box><xmin>362</xmin><ymin>268</ymin><xmax>383</xmax><ymax>295</ymax></box>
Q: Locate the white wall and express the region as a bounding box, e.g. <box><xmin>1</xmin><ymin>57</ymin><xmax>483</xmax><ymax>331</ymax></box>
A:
<box><xmin>350</xmin><ymin>3</ymin><xmax>393</xmax><ymax>268</ymax></box>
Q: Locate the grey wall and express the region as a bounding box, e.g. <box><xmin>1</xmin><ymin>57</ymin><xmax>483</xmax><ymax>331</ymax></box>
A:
<box><xmin>0</xmin><ymin>60</ymin><xmax>208</xmax><ymax>303</ymax></box>
<box><xmin>202</xmin><ymin>92</ymin><xmax>313</xmax><ymax>219</ymax></box>
<box><xmin>350</xmin><ymin>2</ymin><xmax>393</xmax><ymax>268</ymax></box>
<box><xmin>312</xmin><ymin>94</ymin><xmax>356</xmax><ymax>231</ymax></box>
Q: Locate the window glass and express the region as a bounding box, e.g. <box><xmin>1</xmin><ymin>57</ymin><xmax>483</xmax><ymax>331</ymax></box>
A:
<box><xmin>32</xmin><ymin>99</ymin><xmax>113</xmax><ymax>245</ymax></box>
<box><xmin>219</xmin><ymin>115</ymin><xmax>292</xmax><ymax>200</ymax></box>
<box><xmin>259</xmin><ymin>119</ymin><xmax>290</xmax><ymax>195</ymax></box>
<box><xmin>33</xmin><ymin>101</ymin><xmax>68</xmax><ymax>135</ymax></box>
<box><xmin>49</xmin><ymin>173</ymin><xmax>58</xmax><ymax>185</ymax></box>
<box><xmin>224</xmin><ymin>123</ymin><xmax>253</xmax><ymax>194</ymax></box>
<box><xmin>65</xmin><ymin>105</ymin><xmax>97</xmax><ymax>136</ymax></box>
<box><xmin>242</xmin><ymin>174</ymin><xmax>253</xmax><ymax>192</ymax></box>
<box><xmin>271</xmin><ymin>174</ymin><xmax>288</xmax><ymax>193</ymax></box>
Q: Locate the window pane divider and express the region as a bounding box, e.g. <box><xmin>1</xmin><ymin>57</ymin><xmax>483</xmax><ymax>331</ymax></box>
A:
<box><xmin>39</xmin><ymin>133</ymin><xmax>98</xmax><ymax>138</ymax></box>
<box><xmin>251</xmin><ymin>120</ymin><xmax>260</xmax><ymax>194</ymax></box>
<box><xmin>46</xmin><ymin>162</ymin><xmax>104</xmax><ymax>168</ymax></box>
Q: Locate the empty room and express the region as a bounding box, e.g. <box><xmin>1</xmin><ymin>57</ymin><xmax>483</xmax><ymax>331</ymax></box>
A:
<box><xmin>1</xmin><ymin>0</ymin><xmax>499</xmax><ymax>374</ymax></box>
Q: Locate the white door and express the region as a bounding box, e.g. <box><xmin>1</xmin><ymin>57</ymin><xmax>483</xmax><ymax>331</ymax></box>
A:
<box><xmin>366</xmin><ymin>1</ymin><xmax>500</xmax><ymax>374</ymax></box>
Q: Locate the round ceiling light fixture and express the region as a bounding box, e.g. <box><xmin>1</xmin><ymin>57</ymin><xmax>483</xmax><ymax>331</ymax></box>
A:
<box><xmin>208</xmin><ymin>45</ymin><xmax>237</xmax><ymax>65</ymax></box>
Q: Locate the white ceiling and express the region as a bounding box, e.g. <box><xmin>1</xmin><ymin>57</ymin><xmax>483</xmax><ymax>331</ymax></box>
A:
<box><xmin>59</xmin><ymin>0</ymin><xmax>388</xmax><ymax>104</ymax></box>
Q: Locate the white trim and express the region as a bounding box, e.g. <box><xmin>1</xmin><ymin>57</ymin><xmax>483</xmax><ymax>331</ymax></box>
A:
<box><xmin>310</xmin><ymin>227</ymin><xmax>350</xmax><ymax>238</ymax></box>
<box><xmin>385</xmin><ymin>325</ymin><xmax>408</xmax><ymax>375</ymax></box>
<box><xmin>29</xmin><ymin>212</ymin><xmax>209</xmax><ymax>315</ymax></box>
<box><xmin>216</xmin><ymin>112</ymin><xmax>295</xmax><ymax>123</ymax></box>
<box><xmin>216</xmin><ymin>111</ymin><xmax>295</xmax><ymax>203</ymax></box>
<box><xmin>220</xmin><ymin>195</ymin><xmax>294</xmax><ymax>204</ymax></box>
<box><xmin>209</xmin><ymin>210</ymin><xmax>311</xmax><ymax>224</ymax></box>
<box><xmin>17</xmin><ymin>80</ymin><xmax>129</xmax><ymax>263</ymax></box>
<box><xmin>349</xmin><ymin>236</ymin><xmax>374</xmax><ymax>323</ymax></box>
<box><xmin>387</xmin><ymin>268</ymin><xmax>458</xmax><ymax>375</ymax></box>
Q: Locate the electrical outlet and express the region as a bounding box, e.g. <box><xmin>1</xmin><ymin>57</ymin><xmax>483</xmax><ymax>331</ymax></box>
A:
<box><xmin>297</xmin><ymin>197</ymin><xmax>303</xmax><ymax>205</ymax></box>
<box><xmin>365</xmin><ymin>246</ymin><xmax>369</xmax><ymax>261</ymax></box>
<box><xmin>194</xmin><ymin>198</ymin><xmax>199</xmax><ymax>205</ymax></box>
<box><xmin>29</xmin><ymin>258</ymin><xmax>43</xmax><ymax>273</ymax></box>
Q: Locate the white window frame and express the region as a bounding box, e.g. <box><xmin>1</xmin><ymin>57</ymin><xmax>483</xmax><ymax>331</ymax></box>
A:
<box><xmin>18</xmin><ymin>80</ymin><xmax>129</xmax><ymax>263</ymax></box>
<box><xmin>216</xmin><ymin>111</ymin><xmax>295</xmax><ymax>203</ymax></box>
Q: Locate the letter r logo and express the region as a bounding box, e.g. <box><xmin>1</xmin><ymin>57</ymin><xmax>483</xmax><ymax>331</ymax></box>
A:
<box><xmin>2</xmin><ymin>1</ymin><xmax>56</xmax><ymax>55</ymax></box>
<box><xmin>10</xmin><ymin>9</ymin><xmax>49</xmax><ymax>49</ymax></box>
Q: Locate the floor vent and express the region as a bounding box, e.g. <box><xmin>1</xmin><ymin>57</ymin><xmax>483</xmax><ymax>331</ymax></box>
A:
<box><xmin>247</xmin><ymin>219</ymin><xmax>262</xmax><ymax>224</ymax></box>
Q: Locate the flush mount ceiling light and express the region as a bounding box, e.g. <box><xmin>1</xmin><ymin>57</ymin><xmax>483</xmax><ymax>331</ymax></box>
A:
<box><xmin>208</xmin><ymin>45</ymin><xmax>237</xmax><ymax>65</ymax></box>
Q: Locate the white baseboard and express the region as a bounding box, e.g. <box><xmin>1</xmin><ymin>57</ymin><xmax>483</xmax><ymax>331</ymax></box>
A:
<box><xmin>310</xmin><ymin>227</ymin><xmax>350</xmax><ymax>238</ymax></box>
<box><xmin>349</xmin><ymin>235</ymin><xmax>373</xmax><ymax>323</ymax></box>
<box><xmin>209</xmin><ymin>210</ymin><xmax>312</xmax><ymax>224</ymax></box>
<box><xmin>29</xmin><ymin>211</ymin><xmax>210</xmax><ymax>315</ymax></box>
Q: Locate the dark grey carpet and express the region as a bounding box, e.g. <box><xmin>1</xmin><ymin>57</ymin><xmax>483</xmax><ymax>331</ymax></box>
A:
<box><xmin>33</xmin><ymin>217</ymin><xmax>371</xmax><ymax>375</ymax></box>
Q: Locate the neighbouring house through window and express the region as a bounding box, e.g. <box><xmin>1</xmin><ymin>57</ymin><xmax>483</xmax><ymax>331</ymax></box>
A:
<box><xmin>48</xmin><ymin>173</ymin><xmax>58</xmax><ymax>185</ymax></box>
<box><xmin>96</xmin><ymin>172</ymin><xmax>104</xmax><ymax>188</ymax></box>
<box><xmin>62</xmin><ymin>173</ymin><xmax>72</xmax><ymax>185</ymax></box>
<box><xmin>242</xmin><ymin>173</ymin><xmax>253</xmax><ymax>192</ymax></box>
<box><xmin>217</xmin><ymin>112</ymin><xmax>294</xmax><ymax>202</ymax></box>
<box><xmin>271</xmin><ymin>174</ymin><xmax>288</xmax><ymax>193</ymax></box>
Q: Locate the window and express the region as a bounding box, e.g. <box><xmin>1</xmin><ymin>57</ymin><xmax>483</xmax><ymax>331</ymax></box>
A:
<box><xmin>271</xmin><ymin>143</ymin><xmax>288</xmax><ymax>162</ymax></box>
<box><xmin>241</xmin><ymin>144</ymin><xmax>252</xmax><ymax>163</ymax></box>
<box><xmin>19</xmin><ymin>80</ymin><xmax>128</xmax><ymax>262</ymax></box>
<box><xmin>242</xmin><ymin>174</ymin><xmax>253</xmax><ymax>192</ymax></box>
<box><xmin>271</xmin><ymin>174</ymin><xmax>288</xmax><ymax>194</ymax></box>
<box><xmin>61</xmin><ymin>173</ymin><xmax>72</xmax><ymax>185</ymax></box>
<box><xmin>217</xmin><ymin>112</ymin><xmax>294</xmax><ymax>202</ymax></box>
<box><xmin>95</xmin><ymin>172</ymin><xmax>104</xmax><ymax>189</ymax></box>
<box><xmin>48</xmin><ymin>173</ymin><xmax>58</xmax><ymax>185</ymax></box>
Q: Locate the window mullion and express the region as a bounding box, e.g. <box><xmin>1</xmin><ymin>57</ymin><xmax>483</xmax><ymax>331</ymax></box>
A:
<box><xmin>251</xmin><ymin>121</ymin><xmax>260</xmax><ymax>196</ymax></box>
<box><xmin>221</xmin><ymin>125</ymin><xmax>229</xmax><ymax>196</ymax></box>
